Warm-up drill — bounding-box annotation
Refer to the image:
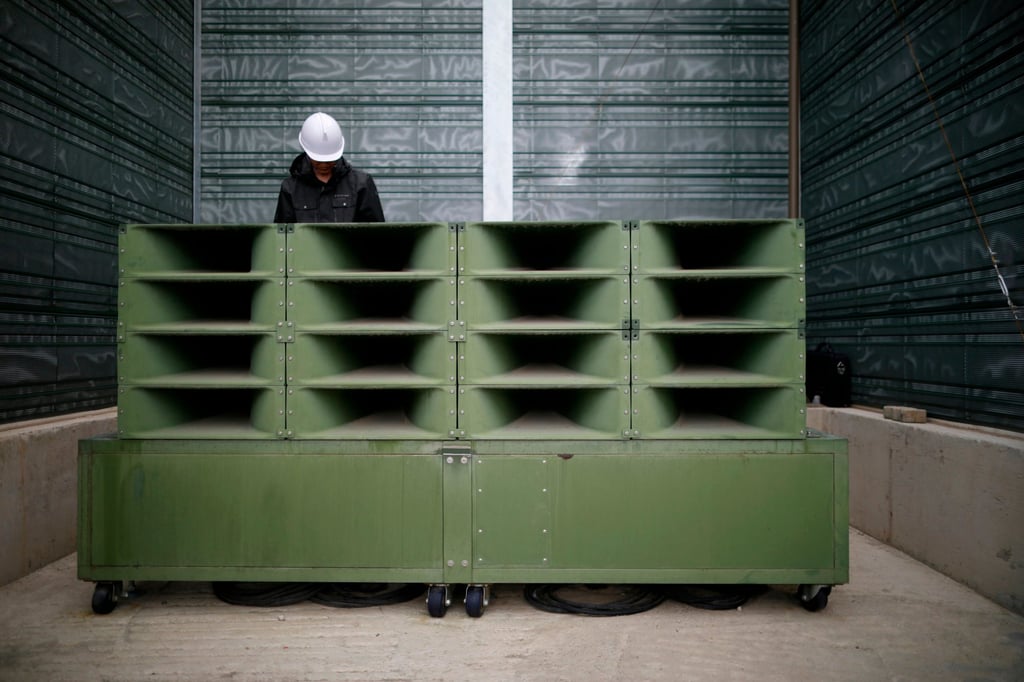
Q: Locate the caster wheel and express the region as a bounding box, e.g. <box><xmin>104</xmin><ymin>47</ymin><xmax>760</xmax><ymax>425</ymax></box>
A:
<box><xmin>798</xmin><ymin>585</ymin><xmax>831</xmax><ymax>612</ymax></box>
<box><xmin>426</xmin><ymin>585</ymin><xmax>449</xmax><ymax>618</ymax></box>
<box><xmin>91</xmin><ymin>582</ymin><xmax>119</xmax><ymax>615</ymax></box>
<box><xmin>465</xmin><ymin>585</ymin><xmax>487</xmax><ymax>618</ymax></box>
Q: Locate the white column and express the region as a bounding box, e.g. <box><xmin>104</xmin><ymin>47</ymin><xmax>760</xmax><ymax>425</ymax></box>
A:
<box><xmin>482</xmin><ymin>0</ymin><xmax>513</xmax><ymax>220</ymax></box>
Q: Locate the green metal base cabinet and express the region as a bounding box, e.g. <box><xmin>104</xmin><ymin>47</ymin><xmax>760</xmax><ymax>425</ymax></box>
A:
<box><xmin>78</xmin><ymin>435</ymin><xmax>848</xmax><ymax>610</ymax></box>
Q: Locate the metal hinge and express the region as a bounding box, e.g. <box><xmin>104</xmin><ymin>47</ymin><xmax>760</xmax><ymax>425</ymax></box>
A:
<box><xmin>442</xmin><ymin>443</ymin><xmax>473</xmax><ymax>460</ymax></box>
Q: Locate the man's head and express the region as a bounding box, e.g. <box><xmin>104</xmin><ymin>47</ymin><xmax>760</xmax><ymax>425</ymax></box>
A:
<box><xmin>299</xmin><ymin>112</ymin><xmax>345</xmax><ymax>162</ymax></box>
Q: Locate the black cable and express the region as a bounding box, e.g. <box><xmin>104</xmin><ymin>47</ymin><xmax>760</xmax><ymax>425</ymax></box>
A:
<box><xmin>311</xmin><ymin>583</ymin><xmax>426</xmax><ymax>608</ymax></box>
<box><xmin>212</xmin><ymin>582</ymin><xmax>320</xmax><ymax>607</ymax></box>
<box><xmin>660</xmin><ymin>584</ymin><xmax>767</xmax><ymax>610</ymax></box>
<box><xmin>523</xmin><ymin>584</ymin><xmax>666</xmax><ymax>616</ymax></box>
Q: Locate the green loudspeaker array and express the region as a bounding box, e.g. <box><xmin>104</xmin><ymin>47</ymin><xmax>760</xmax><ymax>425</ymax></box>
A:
<box><xmin>630</xmin><ymin>219</ymin><xmax>807</xmax><ymax>439</ymax></box>
<box><xmin>286</xmin><ymin>222</ymin><xmax>457</xmax><ymax>439</ymax></box>
<box><xmin>116</xmin><ymin>224</ymin><xmax>287</xmax><ymax>439</ymax></box>
<box><xmin>458</xmin><ymin>221</ymin><xmax>631</xmax><ymax>439</ymax></box>
<box><xmin>114</xmin><ymin>220</ymin><xmax>808</xmax><ymax>440</ymax></box>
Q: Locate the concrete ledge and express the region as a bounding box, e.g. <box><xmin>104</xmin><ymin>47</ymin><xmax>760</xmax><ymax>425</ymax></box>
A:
<box><xmin>808</xmin><ymin>405</ymin><xmax>1024</xmax><ymax>615</ymax></box>
<box><xmin>0</xmin><ymin>408</ymin><xmax>117</xmax><ymax>587</ymax></box>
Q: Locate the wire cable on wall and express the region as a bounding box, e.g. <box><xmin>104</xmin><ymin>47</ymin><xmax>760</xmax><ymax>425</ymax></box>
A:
<box><xmin>890</xmin><ymin>0</ymin><xmax>1024</xmax><ymax>343</ymax></box>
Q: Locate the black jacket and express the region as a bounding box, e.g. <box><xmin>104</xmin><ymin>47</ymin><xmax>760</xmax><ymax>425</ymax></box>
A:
<box><xmin>274</xmin><ymin>154</ymin><xmax>385</xmax><ymax>223</ymax></box>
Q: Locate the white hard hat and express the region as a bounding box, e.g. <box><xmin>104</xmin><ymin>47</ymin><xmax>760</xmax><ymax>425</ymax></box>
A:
<box><xmin>298</xmin><ymin>112</ymin><xmax>345</xmax><ymax>162</ymax></box>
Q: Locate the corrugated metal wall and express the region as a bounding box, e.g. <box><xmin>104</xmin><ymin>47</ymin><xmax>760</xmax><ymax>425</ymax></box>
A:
<box><xmin>801</xmin><ymin>0</ymin><xmax>1024</xmax><ymax>430</ymax></box>
<box><xmin>0</xmin><ymin>0</ymin><xmax>194</xmax><ymax>423</ymax></box>
<box><xmin>199</xmin><ymin>1</ymin><xmax>790</xmax><ymax>223</ymax></box>
<box><xmin>512</xmin><ymin>0</ymin><xmax>791</xmax><ymax>220</ymax></box>
<box><xmin>10</xmin><ymin>1</ymin><xmax>1017</xmax><ymax>432</ymax></box>
<box><xmin>199</xmin><ymin>1</ymin><xmax>483</xmax><ymax>223</ymax></box>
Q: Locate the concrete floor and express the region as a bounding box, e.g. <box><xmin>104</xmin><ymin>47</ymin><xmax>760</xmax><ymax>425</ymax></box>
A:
<box><xmin>0</xmin><ymin>530</ymin><xmax>1021</xmax><ymax>682</ymax></box>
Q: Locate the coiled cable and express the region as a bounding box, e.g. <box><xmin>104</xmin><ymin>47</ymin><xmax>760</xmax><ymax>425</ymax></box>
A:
<box><xmin>523</xmin><ymin>584</ymin><xmax>666</xmax><ymax>616</ymax></box>
<box><xmin>212</xmin><ymin>582</ymin><xmax>425</xmax><ymax>608</ymax></box>
<box><xmin>660</xmin><ymin>584</ymin><xmax>767</xmax><ymax>610</ymax></box>
<box><xmin>212</xmin><ymin>582</ymin><xmax>321</xmax><ymax>607</ymax></box>
<box><xmin>311</xmin><ymin>583</ymin><xmax>425</xmax><ymax>608</ymax></box>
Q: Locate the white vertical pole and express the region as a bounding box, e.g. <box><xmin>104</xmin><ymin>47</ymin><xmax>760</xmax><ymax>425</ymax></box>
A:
<box><xmin>482</xmin><ymin>0</ymin><xmax>513</xmax><ymax>220</ymax></box>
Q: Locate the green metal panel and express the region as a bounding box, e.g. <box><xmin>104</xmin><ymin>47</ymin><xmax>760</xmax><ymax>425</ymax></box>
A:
<box><xmin>118</xmin><ymin>333</ymin><xmax>284</xmax><ymax>387</ymax></box>
<box><xmin>287</xmin><ymin>278</ymin><xmax>454</xmax><ymax>331</ymax></box>
<box><xmin>461</xmin><ymin>220</ymin><xmax>628</xmax><ymax>274</ymax></box>
<box><xmin>79</xmin><ymin>436</ymin><xmax>847</xmax><ymax>586</ymax></box>
<box><xmin>632</xmin><ymin>385</ymin><xmax>807</xmax><ymax>440</ymax></box>
<box><xmin>119</xmin><ymin>224</ymin><xmax>285</xmax><ymax>278</ymax></box>
<box><xmin>289</xmin><ymin>332</ymin><xmax>454</xmax><ymax>388</ymax></box>
<box><xmin>637</xmin><ymin>219</ymin><xmax>805</xmax><ymax>273</ymax></box>
<box><xmin>117</xmin><ymin>386</ymin><xmax>286</xmax><ymax>440</ymax></box>
<box><xmin>473</xmin><ymin>455</ymin><xmax>551</xmax><ymax>568</ymax></box>
<box><xmin>442</xmin><ymin>445</ymin><xmax>475</xmax><ymax>584</ymax></box>
<box><xmin>472</xmin><ymin>451</ymin><xmax>842</xmax><ymax>581</ymax></box>
<box><xmin>459</xmin><ymin>220</ymin><xmax>630</xmax><ymax>331</ymax></box>
<box><xmin>287</xmin><ymin>386</ymin><xmax>456</xmax><ymax>441</ymax></box>
<box><xmin>289</xmin><ymin>222</ymin><xmax>454</xmax><ymax>276</ymax></box>
<box><xmin>461</xmin><ymin>277</ymin><xmax>629</xmax><ymax>331</ymax></box>
<box><xmin>633</xmin><ymin>275</ymin><xmax>805</xmax><ymax>330</ymax></box>
<box><xmin>284</xmin><ymin>222</ymin><xmax>458</xmax><ymax>438</ymax></box>
<box><xmin>115</xmin><ymin>223</ymin><xmax>289</xmax><ymax>440</ymax></box>
<box><xmin>117</xmin><ymin>278</ymin><xmax>287</xmax><ymax>334</ymax></box>
<box><xmin>79</xmin><ymin>444</ymin><xmax>443</xmax><ymax>582</ymax></box>
<box><xmin>630</xmin><ymin>217</ymin><xmax>807</xmax><ymax>440</ymax></box>
<box><xmin>461</xmin><ymin>330</ymin><xmax>630</xmax><ymax>386</ymax></box>
<box><xmin>459</xmin><ymin>386</ymin><xmax>630</xmax><ymax>440</ymax></box>
<box><xmin>635</xmin><ymin>329</ymin><xmax>805</xmax><ymax>386</ymax></box>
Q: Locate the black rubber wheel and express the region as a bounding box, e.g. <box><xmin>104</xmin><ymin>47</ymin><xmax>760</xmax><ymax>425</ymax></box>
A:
<box><xmin>91</xmin><ymin>582</ymin><xmax>117</xmax><ymax>615</ymax></box>
<box><xmin>426</xmin><ymin>585</ymin><xmax>448</xmax><ymax>618</ymax></box>
<box><xmin>799</xmin><ymin>585</ymin><xmax>831</xmax><ymax>612</ymax></box>
<box><xmin>465</xmin><ymin>585</ymin><xmax>485</xmax><ymax>618</ymax></box>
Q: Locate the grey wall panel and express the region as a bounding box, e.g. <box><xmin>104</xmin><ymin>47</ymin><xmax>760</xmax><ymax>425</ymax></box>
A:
<box><xmin>0</xmin><ymin>0</ymin><xmax>193</xmax><ymax>423</ymax></box>
<box><xmin>512</xmin><ymin>0</ymin><xmax>791</xmax><ymax>221</ymax></box>
<box><xmin>801</xmin><ymin>0</ymin><xmax>1024</xmax><ymax>431</ymax></box>
<box><xmin>199</xmin><ymin>1</ymin><xmax>483</xmax><ymax>223</ymax></box>
<box><xmin>199</xmin><ymin>1</ymin><xmax>792</xmax><ymax>223</ymax></box>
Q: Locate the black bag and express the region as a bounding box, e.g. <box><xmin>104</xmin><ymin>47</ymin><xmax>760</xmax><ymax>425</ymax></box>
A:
<box><xmin>807</xmin><ymin>342</ymin><xmax>851</xmax><ymax>407</ymax></box>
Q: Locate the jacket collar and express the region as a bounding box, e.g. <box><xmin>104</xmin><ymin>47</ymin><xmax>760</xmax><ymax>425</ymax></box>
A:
<box><xmin>288</xmin><ymin>153</ymin><xmax>352</xmax><ymax>184</ymax></box>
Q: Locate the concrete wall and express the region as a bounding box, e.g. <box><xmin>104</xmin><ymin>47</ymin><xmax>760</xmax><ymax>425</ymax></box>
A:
<box><xmin>808</xmin><ymin>406</ymin><xmax>1024</xmax><ymax>615</ymax></box>
<box><xmin>0</xmin><ymin>409</ymin><xmax>117</xmax><ymax>587</ymax></box>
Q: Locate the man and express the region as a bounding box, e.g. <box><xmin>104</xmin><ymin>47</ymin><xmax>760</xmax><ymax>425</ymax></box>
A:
<box><xmin>274</xmin><ymin>112</ymin><xmax>385</xmax><ymax>223</ymax></box>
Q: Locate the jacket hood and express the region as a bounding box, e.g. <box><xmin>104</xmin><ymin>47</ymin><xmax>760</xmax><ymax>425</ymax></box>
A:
<box><xmin>288</xmin><ymin>153</ymin><xmax>352</xmax><ymax>181</ymax></box>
